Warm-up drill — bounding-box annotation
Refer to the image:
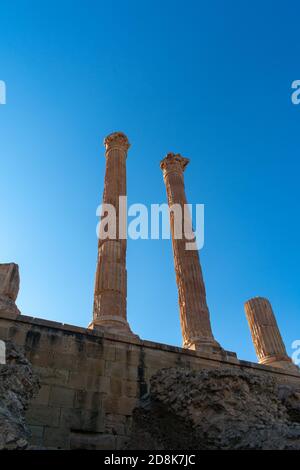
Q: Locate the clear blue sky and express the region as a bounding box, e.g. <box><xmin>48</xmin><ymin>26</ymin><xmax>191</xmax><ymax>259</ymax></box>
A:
<box><xmin>1</xmin><ymin>0</ymin><xmax>299</xmax><ymax>362</ymax></box>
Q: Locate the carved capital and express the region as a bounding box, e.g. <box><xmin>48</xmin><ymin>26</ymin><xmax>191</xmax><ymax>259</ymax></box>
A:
<box><xmin>104</xmin><ymin>132</ymin><xmax>130</xmax><ymax>153</ymax></box>
<box><xmin>160</xmin><ymin>153</ymin><xmax>189</xmax><ymax>177</ymax></box>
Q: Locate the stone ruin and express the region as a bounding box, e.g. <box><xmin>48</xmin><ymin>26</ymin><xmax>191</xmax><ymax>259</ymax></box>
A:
<box><xmin>0</xmin><ymin>341</ymin><xmax>39</xmax><ymax>450</ymax></box>
<box><xmin>127</xmin><ymin>367</ymin><xmax>300</xmax><ymax>450</ymax></box>
<box><xmin>0</xmin><ymin>263</ymin><xmax>20</xmax><ymax>318</ymax></box>
<box><xmin>0</xmin><ymin>132</ymin><xmax>299</xmax><ymax>449</ymax></box>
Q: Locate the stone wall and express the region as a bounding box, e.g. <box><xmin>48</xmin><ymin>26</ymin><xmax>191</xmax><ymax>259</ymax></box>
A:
<box><xmin>0</xmin><ymin>311</ymin><xmax>299</xmax><ymax>450</ymax></box>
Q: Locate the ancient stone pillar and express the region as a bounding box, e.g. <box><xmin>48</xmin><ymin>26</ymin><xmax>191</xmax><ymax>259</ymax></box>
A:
<box><xmin>160</xmin><ymin>153</ymin><xmax>222</xmax><ymax>352</ymax></box>
<box><xmin>89</xmin><ymin>132</ymin><xmax>136</xmax><ymax>337</ymax></box>
<box><xmin>245</xmin><ymin>297</ymin><xmax>299</xmax><ymax>373</ymax></box>
<box><xmin>0</xmin><ymin>263</ymin><xmax>20</xmax><ymax>317</ymax></box>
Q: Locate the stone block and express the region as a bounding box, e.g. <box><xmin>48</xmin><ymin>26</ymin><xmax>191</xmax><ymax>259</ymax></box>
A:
<box><xmin>40</xmin><ymin>332</ymin><xmax>65</xmax><ymax>352</ymax></box>
<box><xmin>51</xmin><ymin>352</ymin><xmax>79</xmax><ymax>371</ymax></box>
<box><xmin>70</xmin><ymin>432</ymin><xmax>116</xmax><ymax>450</ymax></box>
<box><xmin>79</xmin><ymin>410</ymin><xmax>105</xmax><ymax>433</ymax></box>
<box><xmin>8</xmin><ymin>324</ymin><xmax>30</xmax><ymax>345</ymax></box>
<box><xmin>28</xmin><ymin>349</ymin><xmax>56</xmax><ymax>368</ymax></box>
<box><xmin>49</xmin><ymin>386</ymin><xmax>75</xmax><ymax>407</ymax></box>
<box><xmin>110</xmin><ymin>377</ymin><xmax>122</xmax><ymax>395</ymax></box>
<box><xmin>103</xmin><ymin>396</ymin><xmax>137</xmax><ymax>416</ymax></box>
<box><xmin>72</xmin><ymin>338</ymin><xmax>87</xmax><ymax>355</ymax></box>
<box><xmin>74</xmin><ymin>390</ymin><xmax>102</xmax><ymax>411</ymax></box>
<box><xmin>77</xmin><ymin>357</ymin><xmax>105</xmax><ymax>376</ymax></box>
<box><xmin>115</xmin><ymin>346</ymin><xmax>140</xmax><ymax>365</ymax></box>
<box><xmin>43</xmin><ymin>426</ymin><xmax>70</xmax><ymax>449</ymax></box>
<box><xmin>68</xmin><ymin>371</ymin><xmax>87</xmax><ymax>389</ymax></box>
<box><xmin>28</xmin><ymin>425</ymin><xmax>44</xmax><ymax>447</ymax></box>
<box><xmin>105</xmin><ymin>360</ymin><xmax>128</xmax><ymax>378</ymax></box>
<box><xmin>116</xmin><ymin>435</ymin><xmax>129</xmax><ymax>450</ymax></box>
<box><xmin>60</xmin><ymin>408</ymin><xmax>82</xmax><ymax>429</ymax></box>
<box><xmin>126</xmin><ymin>365</ymin><xmax>139</xmax><ymax>381</ymax></box>
<box><xmin>24</xmin><ymin>329</ymin><xmax>42</xmax><ymax>351</ymax></box>
<box><xmin>26</xmin><ymin>405</ymin><xmax>61</xmax><ymax>427</ymax></box>
<box><xmin>98</xmin><ymin>375</ymin><xmax>111</xmax><ymax>393</ymax></box>
<box><xmin>31</xmin><ymin>384</ymin><xmax>51</xmax><ymax>406</ymax></box>
<box><xmin>144</xmin><ymin>350</ymin><xmax>177</xmax><ymax>369</ymax></box>
<box><xmin>102</xmin><ymin>344</ymin><xmax>116</xmax><ymax>361</ymax></box>
<box><xmin>102</xmin><ymin>396</ymin><xmax>119</xmax><ymax>414</ymax></box>
<box><xmin>105</xmin><ymin>413</ymin><xmax>126</xmax><ymax>435</ymax></box>
<box><xmin>35</xmin><ymin>366</ymin><xmax>69</xmax><ymax>386</ymax></box>
<box><xmin>85</xmin><ymin>339</ymin><xmax>104</xmax><ymax>358</ymax></box>
<box><xmin>117</xmin><ymin>396</ymin><xmax>138</xmax><ymax>416</ymax></box>
<box><xmin>123</xmin><ymin>380</ymin><xmax>138</xmax><ymax>398</ymax></box>
<box><xmin>60</xmin><ymin>409</ymin><xmax>105</xmax><ymax>433</ymax></box>
<box><xmin>85</xmin><ymin>374</ymin><xmax>110</xmax><ymax>393</ymax></box>
<box><xmin>0</xmin><ymin>326</ymin><xmax>9</xmax><ymax>341</ymax></box>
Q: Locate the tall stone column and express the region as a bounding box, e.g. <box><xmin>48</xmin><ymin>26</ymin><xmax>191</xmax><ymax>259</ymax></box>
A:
<box><xmin>245</xmin><ymin>297</ymin><xmax>299</xmax><ymax>373</ymax></box>
<box><xmin>89</xmin><ymin>132</ymin><xmax>136</xmax><ymax>337</ymax></box>
<box><xmin>160</xmin><ymin>153</ymin><xmax>222</xmax><ymax>353</ymax></box>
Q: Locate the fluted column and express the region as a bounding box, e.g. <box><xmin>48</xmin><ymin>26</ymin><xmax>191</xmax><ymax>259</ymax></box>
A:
<box><xmin>160</xmin><ymin>153</ymin><xmax>222</xmax><ymax>352</ymax></box>
<box><xmin>245</xmin><ymin>297</ymin><xmax>299</xmax><ymax>373</ymax></box>
<box><xmin>89</xmin><ymin>132</ymin><xmax>136</xmax><ymax>337</ymax></box>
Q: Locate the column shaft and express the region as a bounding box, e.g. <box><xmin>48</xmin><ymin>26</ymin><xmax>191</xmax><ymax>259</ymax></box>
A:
<box><xmin>245</xmin><ymin>297</ymin><xmax>299</xmax><ymax>373</ymax></box>
<box><xmin>160</xmin><ymin>153</ymin><xmax>221</xmax><ymax>352</ymax></box>
<box><xmin>89</xmin><ymin>132</ymin><xmax>135</xmax><ymax>337</ymax></box>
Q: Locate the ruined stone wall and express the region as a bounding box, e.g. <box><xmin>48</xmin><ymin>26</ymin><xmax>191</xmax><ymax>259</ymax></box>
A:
<box><xmin>0</xmin><ymin>311</ymin><xmax>299</xmax><ymax>450</ymax></box>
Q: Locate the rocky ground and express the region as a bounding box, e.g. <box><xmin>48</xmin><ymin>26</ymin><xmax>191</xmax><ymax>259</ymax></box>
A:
<box><xmin>0</xmin><ymin>341</ymin><xmax>39</xmax><ymax>450</ymax></box>
<box><xmin>127</xmin><ymin>367</ymin><xmax>300</xmax><ymax>450</ymax></box>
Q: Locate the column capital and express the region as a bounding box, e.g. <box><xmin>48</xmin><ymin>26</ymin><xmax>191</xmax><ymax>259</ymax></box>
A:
<box><xmin>104</xmin><ymin>132</ymin><xmax>130</xmax><ymax>153</ymax></box>
<box><xmin>160</xmin><ymin>153</ymin><xmax>189</xmax><ymax>176</ymax></box>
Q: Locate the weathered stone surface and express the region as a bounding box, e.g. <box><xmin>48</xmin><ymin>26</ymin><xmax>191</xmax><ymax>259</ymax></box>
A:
<box><xmin>0</xmin><ymin>264</ymin><xmax>20</xmax><ymax>316</ymax></box>
<box><xmin>70</xmin><ymin>432</ymin><xmax>116</xmax><ymax>450</ymax></box>
<box><xmin>0</xmin><ymin>264</ymin><xmax>19</xmax><ymax>300</ymax></box>
<box><xmin>160</xmin><ymin>154</ymin><xmax>221</xmax><ymax>353</ymax></box>
<box><xmin>89</xmin><ymin>132</ymin><xmax>137</xmax><ymax>339</ymax></box>
<box><xmin>0</xmin><ymin>341</ymin><xmax>39</xmax><ymax>449</ymax></box>
<box><xmin>127</xmin><ymin>367</ymin><xmax>300</xmax><ymax>450</ymax></box>
<box><xmin>1</xmin><ymin>313</ymin><xmax>300</xmax><ymax>449</ymax></box>
<box><xmin>245</xmin><ymin>297</ymin><xmax>299</xmax><ymax>374</ymax></box>
<box><xmin>278</xmin><ymin>385</ymin><xmax>300</xmax><ymax>422</ymax></box>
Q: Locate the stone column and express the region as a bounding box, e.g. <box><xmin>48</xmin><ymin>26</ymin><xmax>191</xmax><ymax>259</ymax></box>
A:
<box><xmin>160</xmin><ymin>153</ymin><xmax>222</xmax><ymax>353</ymax></box>
<box><xmin>89</xmin><ymin>132</ymin><xmax>136</xmax><ymax>337</ymax></box>
<box><xmin>0</xmin><ymin>263</ymin><xmax>20</xmax><ymax>318</ymax></box>
<box><xmin>245</xmin><ymin>297</ymin><xmax>299</xmax><ymax>373</ymax></box>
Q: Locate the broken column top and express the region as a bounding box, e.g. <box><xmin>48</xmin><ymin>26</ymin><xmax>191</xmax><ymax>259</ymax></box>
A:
<box><xmin>160</xmin><ymin>153</ymin><xmax>190</xmax><ymax>173</ymax></box>
<box><xmin>0</xmin><ymin>263</ymin><xmax>20</xmax><ymax>301</ymax></box>
<box><xmin>244</xmin><ymin>296</ymin><xmax>300</xmax><ymax>374</ymax></box>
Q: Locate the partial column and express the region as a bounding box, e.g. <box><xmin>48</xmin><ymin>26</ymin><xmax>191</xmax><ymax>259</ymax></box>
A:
<box><xmin>89</xmin><ymin>132</ymin><xmax>136</xmax><ymax>337</ymax></box>
<box><xmin>245</xmin><ymin>297</ymin><xmax>299</xmax><ymax>373</ymax></box>
<box><xmin>0</xmin><ymin>263</ymin><xmax>20</xmax><ymax>318</ymax></box>
<box><xmin>160</xmin><ymin>153</ymin><xmax>222</xmax><ymax>353</ymax></box>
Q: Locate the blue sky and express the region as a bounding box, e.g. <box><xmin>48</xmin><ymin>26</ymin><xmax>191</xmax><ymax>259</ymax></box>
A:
<box><xmin>0</xmin><ymin>0</ymin><xmax>299</xmax><ymax>362</ymax></box>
